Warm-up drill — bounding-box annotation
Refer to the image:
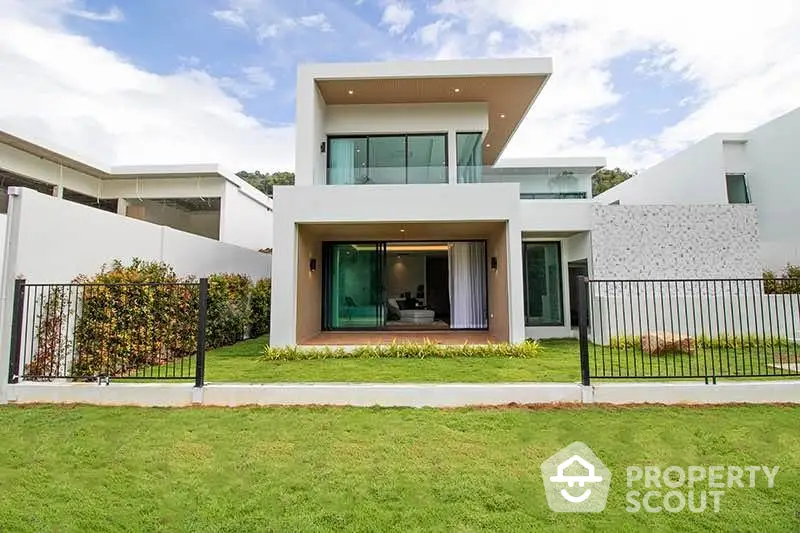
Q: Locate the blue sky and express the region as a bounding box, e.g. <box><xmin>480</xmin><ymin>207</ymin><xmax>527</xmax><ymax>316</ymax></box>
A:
<box><xmin>2</xmin><ymin>0</ymin><xmax>798</xmax><ymax>171</ymax></box>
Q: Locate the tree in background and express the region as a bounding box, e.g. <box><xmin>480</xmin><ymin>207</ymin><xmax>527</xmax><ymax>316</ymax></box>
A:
<box><xmin>592</xmin><ymin>167</ymin><xmax>635</xmax><ymax>197</ymax></box>
<box><xmin>236</xmin><ymin>171</ymin><xmax>295</xmax><ymax>196</ymax></box>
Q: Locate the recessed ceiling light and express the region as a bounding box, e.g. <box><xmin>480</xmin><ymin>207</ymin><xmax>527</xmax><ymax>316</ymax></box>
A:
<box><xmin>499</xmin><ymin>113</ymin><xmax>506</xmax><ymax>118</ymax></box>
<box><xmin>400</xmin><ymin>229</ymin><xmax>406</xmax><ymax>233</ymax></box>
<box><xmin>485</xmin><ymin>143</ymin><xmax>491</xmax><ymax>148</ymax></box>
<box><xmin>453</xmin><ymin>88</ymin><xmax>461</xmax><ymax>93</ymax></box>
<box><xmin>347</xmin><ymin>89</ymin><xmax>355</xmax><ymax>95</ymax></box>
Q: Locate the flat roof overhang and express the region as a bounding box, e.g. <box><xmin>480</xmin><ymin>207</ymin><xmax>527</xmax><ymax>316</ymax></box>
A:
<box><xmin>299</xmin><ymin>221</ymin><xmax>506</xmax><ymax>242</ymax></box>
<box><xmin>308</xmin><ymin>58</ymin><xmax>553</xmax><ymax>166</ymax></box>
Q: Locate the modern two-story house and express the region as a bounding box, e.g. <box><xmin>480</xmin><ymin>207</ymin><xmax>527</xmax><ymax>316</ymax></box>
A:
<box><xmin>270</xmin><ymin>58</ymin><xmax>609</xmax><ymax>346</ymax></box>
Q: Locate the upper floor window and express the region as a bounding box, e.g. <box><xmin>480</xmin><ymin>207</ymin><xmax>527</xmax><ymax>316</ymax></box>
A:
<box><xmin>456</xmin><ymin>132</ymin><xmax>483</xmax><ymax>183</ymax></box>
<box><xmin>726</xmin><ymin>173</ymin><xmax>750</xmax><ymax>204</ymax></box>
<box><xmin>327</xmin><ymin>134</ymin><xmax>447</xmax><ymax>185</ymax></box>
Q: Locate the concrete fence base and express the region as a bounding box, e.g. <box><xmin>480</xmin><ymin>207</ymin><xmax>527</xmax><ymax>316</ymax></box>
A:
<box><xmin>4</xmin><ymin>380</ymin><xmax>800</xmax><ymax>407</ymax></box>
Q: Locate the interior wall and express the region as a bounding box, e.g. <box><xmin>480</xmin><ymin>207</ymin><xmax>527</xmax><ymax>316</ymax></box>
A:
<box><xmin>487</xmin><ymin>224</ymin><xmax>509</xmax><ymax>342</ymax></box>
<box><xmin>125</xmin><ymin>199</ymin><xmax>220</xmax><ymax>241</ymax></box>
<box><xmin>190</xmin><ymin>211</ymin><xmax>221</xmax><ymax>240</ymax></box>
<box><xmin>296</xmin><ymin>226</ymin><xmax>322</xmax><ymax>343</ymax></box>
<box><xmin>386</xmin><ymin>252</ymin><xmax>425</xmax><ymax>299</ymax></box>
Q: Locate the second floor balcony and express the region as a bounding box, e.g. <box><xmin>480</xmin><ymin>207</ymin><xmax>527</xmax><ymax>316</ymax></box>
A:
<box><xmin>326</xmin><ymin>163</ymin><xmax>594</xmax><ymax>199</ymax></box>
<box><xmin>324</xmin><ymin>133</ymin><xmax>601</xmax><ymax>199</ymax></box>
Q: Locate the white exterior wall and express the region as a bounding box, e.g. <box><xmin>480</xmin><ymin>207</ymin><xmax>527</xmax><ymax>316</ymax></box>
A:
<box><xmin>519</xmin><ymin>201</ymin><xmax>592</xmax><ymax>232</ymax></box>
<box><xmin>270</xmin><ymin>183</ymin><xmax>525</xmax><ymax>347</ymax></box>
<box><xmin>741</xmin><ymin>108</ymin><xmax>800</xmax><ymax>269</ymax></box>
<box><xmin>595</xmin><ymin>108</ymin><xmax>800</xmax><ymax>270</ymax></box>
<box><xmin>4</xmin><ymin>187</ymin><xmax>270</xmax><ymax>283</ymax></box>
<box><xmin>595</xmin><ymin>135</ymin><xmax>729</xmax><ymax>205</ymax></box>
<box><xmin>219</xmin><ymin>181</ymin><xmax>273</xmax><ymax>250</ymax></box>
<box><xmin>294</xmin><ymin>73</ymin><xmax>327</xmax><ymax>187</ymax></box>
<box><xmin>723</xmin><ymin>140</ymin><xmax>748</xmax><ymax>173</ymax></box>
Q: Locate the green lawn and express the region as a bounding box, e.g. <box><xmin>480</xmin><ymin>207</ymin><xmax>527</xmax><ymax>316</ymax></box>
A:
<box><xmin>0</xmin><ymin>404</ymin><xmax>797</xmax><ymax>531</ymax></box>
<box><xmin>205</xmin><ymin>337</ymin><xmax>582</xmax><ymax>383</ymax></box>
<box><xmin>203</xmin><ymin>337</ymin><xmax>800</xmax><ymax>383</ymax></box>
<box><xmin>589</xmin><ymin>344</ymin><xmax>800</xmax><ymax>380</ymax></box>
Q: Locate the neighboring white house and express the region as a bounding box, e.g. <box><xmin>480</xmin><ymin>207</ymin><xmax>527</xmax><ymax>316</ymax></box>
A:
<box><xmin>595</xmin><ymin>107</ymin><xmax>800</xmax><ymax>271</ymax></box>
<box><xmin>270</xmin><ymin>57</ymin><xmax>759</xmax><ymax>347</ymax></box>
<box><xmin>0</xmin><ymin>128</ymin><xmax>273</xmax><ymax>251</ymax></box>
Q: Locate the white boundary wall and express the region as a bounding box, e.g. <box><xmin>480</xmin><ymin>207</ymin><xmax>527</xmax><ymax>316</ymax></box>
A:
<box><xmin>0</xmin><ymin>188</ymin><xmax>271</xmax><ymax>403</ymax></box>
<box><xmin>5</xmin><ymin>187</ymin><xmax>271</xmax><ymax>282</ymax></box>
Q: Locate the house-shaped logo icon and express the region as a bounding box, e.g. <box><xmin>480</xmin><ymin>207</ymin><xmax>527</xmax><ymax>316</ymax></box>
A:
<box><xmin>541</xmin><ymin>442</ymin><xmax>611</xmax><ymax>513</ymax></box>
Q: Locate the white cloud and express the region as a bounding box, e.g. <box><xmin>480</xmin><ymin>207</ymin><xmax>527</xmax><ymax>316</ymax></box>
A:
<box><xmin>69</xmin><ymin>5</ymin><xmax>124</xmax><ymax>22</ymax></box>
<box><xmin>241</xmin><ymin>66</ymin><xmax>275</xmax><ymax>90</ymax></box>
<box><xmin>220</xmin><ymin>66</ymin><xmax>276</xmax><ymax>98</ymax></box>
<box><xmin>212</xmin><ymin>9</ymin><xmax>248</xmax><ymax>28</ymax></box>
<box><xmin>428</xmin><ymin>0</ymin><xmax>800</xmax><ymax>170</ymax></box>
<box><xmin>381</xmin><ymin>2</ymin><xmax>414</xmax><ymax>35</ymax></box>
<box><xmin>257</xmin><ymin>12</ymin><xmax>334</xmax><ymax>39</ymax></box>
<box><xmin>211</xmin><ymin>1</ymin><xmax>333</xmax><ymax>40</ymax></box>
<box><xmin>0</xmin><ymin>6</ymin><xmax>294</xmax><ymax>171</ymax></box>
<box><xmin>416</xmin><ymin>19</ymin><xmax>454</xmax><ymax>46</ymax></box>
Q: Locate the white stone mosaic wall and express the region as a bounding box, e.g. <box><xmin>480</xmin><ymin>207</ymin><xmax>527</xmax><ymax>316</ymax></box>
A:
<box><xmin>591</xmin><ymin>205</ymin><xmax>760</xmax><ymax>280</ymax></box>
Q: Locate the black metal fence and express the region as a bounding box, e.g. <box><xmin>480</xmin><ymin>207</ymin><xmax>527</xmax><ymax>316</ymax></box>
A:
<box><xmin>7</xmin><ymin>279</ymin><xmax>208</xmax><ymax>386</ymax></box>
<box><xmin>578</xmin><ymin>277</ymin><xmax>800</xmax><ymax>384</ymax></box>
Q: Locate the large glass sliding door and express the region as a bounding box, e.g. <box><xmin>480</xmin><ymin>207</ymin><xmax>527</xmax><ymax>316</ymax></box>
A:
<box><xmin>523</xmin><ymin>242</ymin><xmax>564</xmax><ymax>326</ymax></box>
<box><xmin>322</xmin><ymin>243</ymin><xmax>386</xmax><ymax>329</ymax></box>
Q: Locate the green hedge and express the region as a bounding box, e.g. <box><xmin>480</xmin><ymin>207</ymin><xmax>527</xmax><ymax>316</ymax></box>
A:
<box><xmin>764</xmin><ymin>264</ymin><xmax>800</xmax><ymax>294</ymax></box>
<box><xmin>71</xmin><ymin>260</ymin><xmax>270</xmax><ymax>376</ymax></box>
<box><xmin>250</xmin><ymin>279</ymin><xmax>271</xmax><ymax>338</ymax></box>
<box><xmin>72</xmin><ymin>260</ymin><xmax>197</xmax><ymax>377</ymax></box>
<box><xmin>263</xmin><ymin>340</ymin><xmax>541</xmax><ymax>361</ymax></box>
<box><xmin>206</xmin><ymin>273</ymin><xmax>252</xmax><ymax>349</ymax></box>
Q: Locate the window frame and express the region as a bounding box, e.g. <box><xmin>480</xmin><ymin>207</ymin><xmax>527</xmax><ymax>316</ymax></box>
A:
<box><xmin>522</xmin><ymin>241</ymin><xmax>565</xmax><ymax>327</ymax></box>
<box><xmin>725</xmin><ymin>173</ymin><xmax>751</xmax><ymax>204</ymax></box>
<box><xmin>326</xmin><ymin>133</ymin><xmax>448</xmax><ymax>185</ymax></box>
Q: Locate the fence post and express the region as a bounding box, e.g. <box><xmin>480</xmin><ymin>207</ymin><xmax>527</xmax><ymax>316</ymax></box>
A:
<box><xmin>577</xmin><ymin>276</ymin><xmax>591</xmax><ymax>386</ymax></box>
<box><xmin>195</xmin><ymin>278</ymin><xmax>208</xmax><ymax>388</ymax></box>
<box><xmin>7</xmin><ymin>279</ymin><xmax>25</xmax><ymax>384</ymax></box>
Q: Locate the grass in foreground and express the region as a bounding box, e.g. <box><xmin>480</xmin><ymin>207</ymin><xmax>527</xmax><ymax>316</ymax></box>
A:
<box><xmin>0</xmin><ymin>404</ymin><xmax>797</xmax><ymax>531</ymax></box>
<box><xmin>205</xmin><ymin>337</ymin><xmax>582</xmax><ymax>383</ymax></box>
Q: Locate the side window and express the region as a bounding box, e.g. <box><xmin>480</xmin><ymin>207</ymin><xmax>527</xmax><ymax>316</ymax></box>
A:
<box><xmin>725</xmin><ymin>173</ymin><xmax>750</xmax><ymax>204</ymax></box>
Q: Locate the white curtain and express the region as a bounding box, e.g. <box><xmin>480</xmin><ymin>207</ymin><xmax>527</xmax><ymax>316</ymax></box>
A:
<box><xmin>448</xmin><ymin>242</ymin><xmax>488</xmax><ymax>328</ymax></box>
<box><xmin>330</xmin><ymin>139</ymin><xmax>356</xmax><ymax>185</ymax></box>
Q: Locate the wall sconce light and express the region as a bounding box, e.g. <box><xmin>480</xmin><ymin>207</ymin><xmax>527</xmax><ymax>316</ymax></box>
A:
<box><xmin>490</xmin><ymin>257</ymin><xmax>498</xmax><ymax>270</ymax></box>
<box><xmin>309</xmin><ymin>258</ymin><xmax>317</xmax><ymax>272</ymax></box>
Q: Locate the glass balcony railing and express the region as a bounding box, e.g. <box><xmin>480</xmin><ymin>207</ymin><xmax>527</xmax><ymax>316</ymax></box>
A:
<box><xmin>327</xmin><ymin>166</ymin><xmax>448</xmax><ymax>185</ymax></box>
<box><xmin>458</xmin><ymin>165</ymin><xmax>591</xmax><ymax>199</ymax></box>
<box><xmin>323</xmin><ymin>164</ymin><xmax>592</xmax><ymax>199</ymax></box>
